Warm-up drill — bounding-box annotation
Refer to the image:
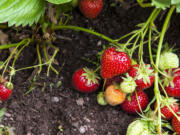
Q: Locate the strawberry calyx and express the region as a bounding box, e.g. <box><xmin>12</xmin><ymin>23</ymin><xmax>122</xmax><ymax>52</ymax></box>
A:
<box><xmin>135</xmin><ymin>63</ymin><xmax>154</xmax><ymax>85</ymax></box>
<box><xmin>127</xmin><ymin>93</ymin><xmax>133</xmax><ymax>102</ymax></box>
<box><xmin>131</xmin><ymin>59</ymin><xmax>137</xmax><ymax>66</ymax></box>
<box><xmin>120</xmin><ymin>74</ymin><xmax>136</xmax><ymax>94</ymax></box>
<box><xmin>4</xmin><ymin>82</ymin><xmax>13</xmax><ymax>90</ymax></box>
<box><xmin>162</xmin><ymin>68</ymin><xmax>180</xmax><ymax>88</ymax></box>
<box><xmin>160</xmin><ymin>96</ymin><xmax>178</xmax><ymax>108</ymax></box>
<box><xmin>82</xmin><ymin>67</ymin><xmax>100</xmax><ymax>85</ymax></box>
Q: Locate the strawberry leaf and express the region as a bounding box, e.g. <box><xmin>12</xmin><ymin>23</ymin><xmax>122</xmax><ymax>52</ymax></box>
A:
<box><xmin>151</xmin><ymin>0</ymin><xmax>180</xmax><ymax>13</ymax></box>
<box><xmin>0</xmin><ymin>0</ymin><xmax>45</xmax><ymax>27</ymax></box>
<box><xmin>151</xmin><ymin>0</ymin><xmax>171</xmax><ymax>9</ymax></box>
<box><xmin>46</xmin><ymin>0</ymin><xmax>72</xmax><ymax>4</ymax></box>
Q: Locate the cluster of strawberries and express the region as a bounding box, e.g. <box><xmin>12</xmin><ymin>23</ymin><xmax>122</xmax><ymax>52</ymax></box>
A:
<box><xmin>72</xmin><ymin>46</ymin><xmax>180</xmax><ymax>134</ymax></box>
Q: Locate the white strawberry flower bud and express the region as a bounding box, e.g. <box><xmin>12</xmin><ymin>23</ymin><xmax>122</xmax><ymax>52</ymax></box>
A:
<box><xmin>159</xmin><ymin>52</ymin><xmax>179</xmax><ymax>70</ymax></box>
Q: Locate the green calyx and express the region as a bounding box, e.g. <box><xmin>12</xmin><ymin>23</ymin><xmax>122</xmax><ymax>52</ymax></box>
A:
<box><xmin>135</xmin><ymin>64</ymin><xmax>154</xmax><ymax>85</ymax></box>
<box><xmin>97</xmin><ymin>92</ymin><xmax>107</xmax><ymax>106</ymax></box>
<box><xmin>160</xmin><ymin>96</ymin><xmax>178</xmax><ymax>108</ymax></box>
<box><xmin>5</xmin><ymin>82</ymin><xmax>13</xmax><ymax>90</ymax></box>
<box><xmin>162</xmin><ymin>69</ymin><xmax>180</xmax><ymax>88</ymax></box>
<box><xmin>131</xmin><ymin>59</ymin><xmax>138</xmax><ymax>66</ymax></box>
<box><xmin>159</xmin><ymin>51</ymin><xmax>179</xmax><ymax>71</ymax></box>
<box><xmin>120</xmin><ymin>74</ymin><xmax>136</xmax><ymax>94</ymax></box>
<box><xmin>82</xmin><ymin>68</ymin><xmax>100</xmax><ymax>85</ymax></box>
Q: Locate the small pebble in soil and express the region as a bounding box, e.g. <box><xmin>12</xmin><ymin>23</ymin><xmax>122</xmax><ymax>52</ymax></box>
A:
<box><xmin>97</xmin><ymin>40</ymin><xmax>102</xmax><ymax>46</ymax></box>
<box><xmin>4</xmin><ymin>112</ymin><xmax>11</xmax><ymax>117</ymax></box>
<box><xmin>51</xmin><ymin>97</ymin><xmax>60</xmax><ymax>102</ymax></box>
<box><xmin>76</xmin><ymin>98</ymin><xmax>84</xmax><ymax>106</ymax></box>
<box><xmin>72</xmin><ymin>122</ymin><xmax>79</xmax><ymax>128</ymax></box>
<box><xmin>107</xmin><ymin>132</ymin><xmax>112</xmax><ymax>135</ymax></box>
<box><xmin>83</xmin><ymin>116</ymin><xmax>90</xmax><ymax>123</ymax></box>
<box><xmin>79</xmin><ymin>125</ymin><xmax>87</xmax><ymax>134</ymax></box>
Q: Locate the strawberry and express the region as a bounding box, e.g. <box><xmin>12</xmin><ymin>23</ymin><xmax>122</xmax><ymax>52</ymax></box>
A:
<box><xmin>126</xmin><ymin>120</ymin><xmax>150</xmax><ymax>135</ymax></box>
<box><xmin>121</xmin><ymin>90</ymin><xmax>148</xmax><ymax>114</ymax></box>
<box><xmin>155</xmin><ymin>97</ymin><xmax>179</xmax><ymax>120</ymax></box>
<box><xmin>159</xmin><ymin>51</ymin><xmax>179</xmax><ymax>71</ymax></box>
<box><xmin>105</xmin><ymin>84</ymin><xmax>126</xmax><ymax>106</ymax></box>
<box><xmin>0</xmin><ymin>82</ymin><xmax>13</xmax><ymax>101</ymax></box>
<box><xmin>120</xmin><ymin>74</ymin><xmax>136</xmax><ymax>94</ymax></box>
<box><xmin>161</xmin><ymin>68</ymin><xmax>180</xmax><ymax>97</ymax></box>
<box><xmin>101</xmin><ymin>47</ymin><xmax>131</xmax><ymax>79</ymax></box>
<box><xmin>105</xmin><ymin>75</ymin><xmax>123</xmax><ymax>88</ymax></box>
<box><xmin>172</xmin><ymin>114</ymin><xmax>180</xmax><ymax>135</ymax></box>
<box><xmin>97</xmin><ymin>92</ymin><xmax>107</xmax><ymax>106</ymax></box>
<box><xmin>128</xmin><ymin>64</ymin><xmax>154</xmax><ymax>90</ymax></box>
<box><xmin>79</xmin><ymin>0</ymin><xmax>103</xmax><ymax>19</ymax></box>
<box><xmin>72</xmin><ymin>67</ymin><xmax>100</xmax><ymax>93</ymax></box>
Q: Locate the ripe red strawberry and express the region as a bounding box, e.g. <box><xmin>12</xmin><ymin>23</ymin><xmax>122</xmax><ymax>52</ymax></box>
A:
<box><xmin>155</xmin><ymin>97</ymin><xmax>179</xmax><ymax>120</ymax></box>
<box><xmin>72</xmin><ymin>67</ymin><xmax>100</xmax><ymax>93</ymax></box>
<box><xmin>172</xmin><ymin>114</ymin><xmax>180</xmax><ymax>135</ymax></box>
<box><xmin>0</xmin><ymin>82</ymin><xmax>13</xmax><ymax>101</ymax></box>
<box><xmin>101</xmin><ymin>47</ymin><xmax>131</xmax><ymax>79</ymax></box>
<box><xmin>162</xmin><ymin>68</ymin><xmax>180</xmax><ymax>97</ymax></box>
<box><xmin>105</xmin><ymin>75</ymin><xmax>123</xmax><ymax>88</ymax></box>
<box><xmin>79</xmin><ymin>0</ymin><xmax>103</xmax><ymax>19</ymax></box>
<box><xmin>128</xmin><ymin>64</ymin><xmax>154</xmax><ymax>90</ymax></box>
<box><xmin>121</xmin><ymin>90</ymin><xmax>148</xmax><ymax>114</ymax></box>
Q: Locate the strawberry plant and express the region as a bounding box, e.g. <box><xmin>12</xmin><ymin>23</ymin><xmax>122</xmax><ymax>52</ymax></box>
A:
<box><xmin>0</xmin><ymin>0</ymin><xmax>180</xmax><ymax>134</ymax></box>
<box><xmin>56</xmin><ymin>0</ymin><xmax>180</xmax><ymax>134</ymax></box>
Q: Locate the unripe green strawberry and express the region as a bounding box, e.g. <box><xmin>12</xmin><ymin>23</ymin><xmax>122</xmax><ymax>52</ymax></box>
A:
<box><xmin>126</xmin><ymin>120</ymin><xmax>150</xmax><ymax>135</ymax></box>
<box><xmin>97</xmin><ymin>92</ymin><xmax>107</xmax><ymax>106</ymax></box>
<box><xmin>120</xmin><ymin>74</ymin><xmax>136</xmax><ymax>94</ymax></box>
<box><xmin>159</xmin><ymin>52</ymin><xmax>179</xmax><ymax>70</ymax></box>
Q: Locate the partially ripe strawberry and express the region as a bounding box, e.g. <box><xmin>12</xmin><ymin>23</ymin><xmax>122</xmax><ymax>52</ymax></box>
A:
<box><xmin>128</xmin><ymin>64</ymin><xmax>154</xmax><ymax>90</ymax></box>
<box><xmin>120</xmin><ymin>74</ymin><xmax>136</xmax><ymax>94</ymax></box>
<box><xmin>162</xmin><ymin>68</ymin><xmax>180</xmax><ymax>97</ymax></box>
<box><xmin>159</xmin><ymin>52</ymin><xmax>179</xmax><ymax>70</ymax></box>
<box><xmin>72</xmin><ymin>68</ymin><xmax>100</xmax><ymax>93</ymax></box>
<box><xmin>172</xmin><ymin>114</ymin><xmax>180</xmax><ymax>135</ymax></box>
<box><xmin>0</xmin><ymin>82</ymin><xmax>13</xmax><ymax>101</ymax></box>
<box><xmin>105</xmin><ymin>75</ymin><xmax>123</xmax><ymax>88</ymax></box>
<box><xmin>121</xmin><ymin>90</ymin><xmax>148</xmax><ymax>114</ymax></box>
<box><xmin>79</xmin><ymin>0</ymin><xmax>103</xmax><ymax>19</ymax></box>
<box><xmin>101</xmin><ymin>47</ymin><xmax>131</xmax><ymax>79</ymax></box>
<box><xmin>155</xmin><ymin>97</ymin><xmax>179</xmax><ymax>120</ymax></box>
<box><xmin>105</xmin><ymin>84</ymin><xmax>126</xmax><ymax>106</ymax></box>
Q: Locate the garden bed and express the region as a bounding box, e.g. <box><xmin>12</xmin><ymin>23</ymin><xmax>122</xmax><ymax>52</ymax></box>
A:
<box><xmin>0</xmin><ymin>0</ymin><xmax>180</xmax><ymax>134</ymax></box>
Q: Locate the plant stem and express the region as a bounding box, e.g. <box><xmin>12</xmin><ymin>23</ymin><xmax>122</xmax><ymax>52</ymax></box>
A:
<box><xmin>36</xmin><ymin>44</ymin><xmax>42</xmax><ymax>74</ymax></box>
<box><xmin>53</xmin><ymin>25</ymin><xmax>119</xmax><ymax>45</ymax></box>
<box><xmin>2</xmin><ymin>39</ymin><xmax>30</xmax><ymax>79</ymax></box>
<box><xmin>154</xmin><ymin>6</ymin><xmax>175</xmax><ymax>135</ymax></box>
<box><xmin>137</xmin><ymin>0</ymin><xmax>152</xmax><ymax>8</ymax></box>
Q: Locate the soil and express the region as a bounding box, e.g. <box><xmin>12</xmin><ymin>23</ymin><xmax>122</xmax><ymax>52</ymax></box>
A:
<box><xmin>1</xmin><ymin>0</ymin><xmax>180</xmax><ymax>135</ymax></box>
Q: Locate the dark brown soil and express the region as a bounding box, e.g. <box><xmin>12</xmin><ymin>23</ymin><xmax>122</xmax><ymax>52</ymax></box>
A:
<box><xmin>1</xmin><ymin>0</ymin><xmax>180</xmax><ymax>135</ymax></box>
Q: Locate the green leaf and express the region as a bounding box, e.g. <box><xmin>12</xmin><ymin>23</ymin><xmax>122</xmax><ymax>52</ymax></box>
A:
<box><xmin>172</xmin><ymin>0</ymin><xmax>180</xmax><ymax>4</ymax></box>
<box><xmin>0</xmin><ymin>0</ymin><xmax>45</xmax><ymax>27</ymax></box>
<box><xmin>0</xmin><ymin>108</ymin><xmax>6</xmax><ymax>122</ymax></box>
<box><xmin>46</xmin><ymin>0</ymin><xmax>72</xmax><ymax>4</ymax></box>
<box><xmin>175</xmin><ymin>2</ymin><xmax>180</xmax><ymax>12</ymax></box>
<box><xmin>151</xmin><ymin>0</ymin><xmax>171</xmax><ymax>9</ymax></box>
